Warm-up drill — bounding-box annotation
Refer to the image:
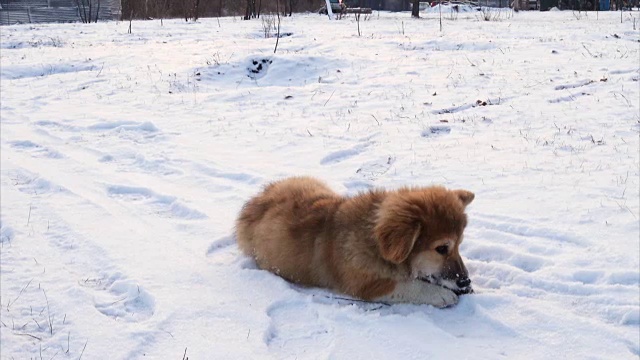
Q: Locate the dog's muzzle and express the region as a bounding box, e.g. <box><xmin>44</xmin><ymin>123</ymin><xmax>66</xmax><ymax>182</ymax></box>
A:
<box><xmin>456</xmin><ymin>277</ymin><xmax>471</xmax><ymax>288</ymax></box>
<box><xmin>420</xmin><ymin>275</ymin><xmax>474</xmax><ymax>296</ymax></box>
<box><xmin>454</xmin><ymin>277</ymin><xmax>473</xmax><ymax>295</ymax></box>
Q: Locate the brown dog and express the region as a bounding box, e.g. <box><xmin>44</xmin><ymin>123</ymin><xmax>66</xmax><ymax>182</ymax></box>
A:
<box><xmin>236</xmin><ymin>177</ymin><xmax>474</xmax><ymax>307</ymax></box>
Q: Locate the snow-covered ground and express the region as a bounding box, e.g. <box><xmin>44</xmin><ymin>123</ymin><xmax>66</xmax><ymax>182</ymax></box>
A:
<box><xmin>1</xmin><ymin>10</ymin><xmax>639</xmax><ymax>360</ymax></box>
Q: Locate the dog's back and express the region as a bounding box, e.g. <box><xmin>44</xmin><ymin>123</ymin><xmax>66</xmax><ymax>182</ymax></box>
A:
<box><xmin>236</xmin><ymin>177</ymin><xmax>341</xmax><ymax>286</ymax></box>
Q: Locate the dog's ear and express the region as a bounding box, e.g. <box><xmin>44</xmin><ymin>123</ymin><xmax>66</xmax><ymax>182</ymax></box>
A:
<box><xmin>374</xmin><ymin>199</ymin><xmax>421</xmax><ymax>264</ymax></box>
<box><xmin>453</xmin><ymin>190</ymin><xmax>475</xmax><ymax>207</ymax></box>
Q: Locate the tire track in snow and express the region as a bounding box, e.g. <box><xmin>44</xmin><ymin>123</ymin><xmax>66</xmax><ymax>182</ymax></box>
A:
<box><xmin>3</xmin><ymin>124</ymin><xmax>250</xmax><ymax>357</ymax></box>
<box><xmin>5</xmin><ymin>118</ymin><xmax>264</xmax><ymax>356</ymax></box>
<box><xmin>190</xmin><ymin>162</ymin><xmax>263</xmax><ymax>186</ymax></box>
<box><xmin>471</xmin><ymin>213</ymin><xmax>586</xmax><ymax>246</ymax></box>
<box><xmin>6</xmin><ymin>169</ymin><xmax>158</xmax><ymax>320</ymax></box>
<box><xmin>8</xmin><ymin>139</ymin><xmax>64</xmax><ymax>159</ymax></box>
<box><xmin>0</xmin><ymin>166</ymin><xmax>158</xmax><ymax>358</ymax></box>
<box><xmin>431</xmin><ymin>96</ymin><xmax>514</xmax><ymax>115</ymax></box>
<box><xmin>30</xmin><ymin>118</ymin><xmax>258</xmax><ymax>196</ymax></box>
<box><xmin>352</xmin><ymin>156</ymin><xmax>396</xmax><ymax>182</ymax></box>
<box><xmin>264</xmin><ymin>300</ymin><xmax>334</xmax><ymax>359</ymax></box>
<box><xmin>205</xmin><ymin>234</ymin><xmax>240</xmax><ymax>267</ymax></box>
<box><xmin>548</xmin><ymin>92</ymin><xmax>591</xmax><ymax>103</ymax></box>
<box><xmin>106</xmin><ymin>184</ymin><xmax>207</xmax><ymax>220</ymax></box>
<box><xmin>320</xmin><ymin>142</ymin><xmax>372</xmax><ymax>166</ymax></box>
<box><xmin>553</xmin><ymin>79</ymin><xmax>595</xmax><ymax>90</ymax></box>
<box><xmin>89</xmin><ymin>272</ymin><xmax>156</xmax><ymax>323</ymax></box>
<box><xmin>465</xmin><ymin>213</ymin><xmax>639</xmax><ymax>331</ymax></box>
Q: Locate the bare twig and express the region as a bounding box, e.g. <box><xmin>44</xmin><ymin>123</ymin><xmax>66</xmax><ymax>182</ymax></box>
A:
<box><xmin>564</xmin><ymin>89</ymin><xmax>576</xmax><ymax>101</ymax></box>
<box><xmin>49</xmin><ymin>349</ymin><xmax>60</xmax><ymax>360</ymax></box>
<box><xmin>182</xmin><ymin>347</ymin><xmax>188</xmax><ymax>360</ymax></box>
<box><xmin>78</xmin><ymin>339</ymin><xmax>88</xmax><ymax>360</ymax></box>
<box><xmin>321</xmin><ymin>295</ymin><xmax>390</xmax><ymax>306</ymax></box>
<box><xmin>464</xmin><ymin>55</ymin><xmax>476</xmax><ymax>67</ymax></box>
<box><xmin>16</xmin><ymin>333</ymin><xmax>42</xmax><ymax>341</ymax></box>
<box><xmin>42</xmin><ymin>289</ymin><xmax>53</xmax><ymax>336</ymax></box>
<box><xmin>8</xmin><ymin>278</ymin><xmax>33</xmax><ymax>310</ymax></box>
<box><xmin>611</xmin><ymin>91</ymin><xmax>631</xmax><ymax>107</ymax></box>
<box><xmin>614</xmin><ymin>199</ymin><xmax>637</xmax><ymax>219</ymax></box>
<box><xmin>582</xmin><ymin>43</ymin><xmax>596</xmax><ymax>58</ymax></box>
<box><xmin>274</xmin><ymin>1</ymin><xmax>281</xmax><ymax>53</ymax></box>
<box><xmin>323</xmin><ymin>90</ymin><xmax>336</xmax><ymax>107</ymax></box>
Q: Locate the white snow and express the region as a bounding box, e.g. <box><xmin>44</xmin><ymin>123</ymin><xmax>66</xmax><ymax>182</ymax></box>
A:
<box><xmin>1</xmin><ymin>10</ymin><xmax>639</xmax><ymax>360</ymax></box>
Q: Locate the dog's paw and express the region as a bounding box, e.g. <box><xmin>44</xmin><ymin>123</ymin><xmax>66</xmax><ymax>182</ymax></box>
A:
<box><xmin>377</xmin><ymin>281</ymin><xmax>460</xmax><ymax>307</ymax></box>
<box><xmin>429</xmin><ymin>287</ymin><xmax>459</xmax><ymax>308</ymax></box>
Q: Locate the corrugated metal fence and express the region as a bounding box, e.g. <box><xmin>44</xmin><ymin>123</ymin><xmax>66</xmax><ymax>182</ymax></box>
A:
<box><xmin>0</xmin><ymin>0</ymin><xmax>121</xmax><ymax>25</ymax></box>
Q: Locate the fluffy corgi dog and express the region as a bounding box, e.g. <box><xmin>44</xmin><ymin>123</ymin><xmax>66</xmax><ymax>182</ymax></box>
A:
<box><xmin>236</xmin><ymin>177</ymin><xmax>474</xmax><ymax>308</ymax></box>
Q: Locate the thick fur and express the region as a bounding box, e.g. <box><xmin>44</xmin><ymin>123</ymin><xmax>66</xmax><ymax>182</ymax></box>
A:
<box><xmin>236</xmin><ymin>177</ymin><xmax>474</xmax><ymax>307</ymax></box>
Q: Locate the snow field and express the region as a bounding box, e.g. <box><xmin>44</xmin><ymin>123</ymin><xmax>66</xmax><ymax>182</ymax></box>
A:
<box><xmin>1</xmin><ymin>10</ymin><xmax>639</xmax><ymax>359</ymax></box>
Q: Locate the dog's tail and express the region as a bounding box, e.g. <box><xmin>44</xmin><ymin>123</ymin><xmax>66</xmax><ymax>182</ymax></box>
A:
<box><xmin>235</xmin><ymin>196</ymin><xmax>271</xmax><ymax>257</ymax></box>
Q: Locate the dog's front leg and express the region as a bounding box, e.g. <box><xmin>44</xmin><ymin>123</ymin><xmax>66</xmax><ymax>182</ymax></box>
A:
<box><xmin>376</xmin><ymin>280</ymin><xmax>458</xmax><ymax>308</ymax></box>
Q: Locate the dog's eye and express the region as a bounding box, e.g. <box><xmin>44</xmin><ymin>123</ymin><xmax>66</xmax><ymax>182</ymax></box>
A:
<box><xmin>435</xmin><ymin>245</ymin><xmax>449</xmax><ymax>255</ymax></box>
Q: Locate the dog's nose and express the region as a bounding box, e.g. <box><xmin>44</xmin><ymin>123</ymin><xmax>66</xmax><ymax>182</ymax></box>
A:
<box><xmin>456</xmin><ymin>277</ymin><xmax>471</xmax><ymax>288</ymax></box>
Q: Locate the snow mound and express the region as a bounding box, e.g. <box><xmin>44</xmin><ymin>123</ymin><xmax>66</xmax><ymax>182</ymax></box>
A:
<box><xmin>195</xmin><ymin>54</ymin><xmax>345</xmax><ymax>88</ymax></box>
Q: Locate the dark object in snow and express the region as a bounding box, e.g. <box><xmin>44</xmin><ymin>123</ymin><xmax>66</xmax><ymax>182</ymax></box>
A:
<box><xmin>421</xmin><ymin>126</ymin><xmax>451</xmax><ymax>137</ymax></box>
<box><xmin>247</xmin><ymin>58</ymin><xmax>273</xmax><ymax>79</ymax></box>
